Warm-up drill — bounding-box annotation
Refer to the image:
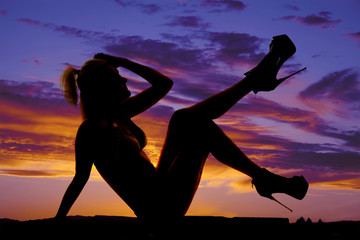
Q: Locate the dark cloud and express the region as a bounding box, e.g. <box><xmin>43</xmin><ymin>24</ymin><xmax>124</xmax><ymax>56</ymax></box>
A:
<box><xmin>0</xmin><ymin>79</ymin><xmax>76</xmax><ymax>116</ymax></box>
<box><xmin>235</xmin><ymin>96</ymin><xmax>360</xmax><ymax>151</ymax></box>
<box><xmin>161</xmin><ymin>33</ymin><xmax>195</xmax><ymax>47</ymax></box>
<box><xmin>16</xmin><ymin>18</ymin><xmax>113</xmax><ymax>41</ymax></box>
<box><xmin>166</xmin><ymin>16</ymin><xmax>210</xmax><ymax>29</ymax></box>
<box><xmin>284</xmin><ymin>4</ymin><xmax>300</xmax><ymax>11</ymax></box>
<box><xmin>104</xmin><ymin>35</ymin><xmax>211</xmax><ymax>71</ymax></box>
<box><xmin>201</xmin><ymin>0</ymin><xmax>246</xmax><ymax>12</ymax></box>
<box><xmin>299</xmin><ymin>69</ymin><xmax>359</xmax><ymax>102</ymax></box>
<box><xmin>0</xmin><ymin>9</ymin><xmax>7</xmax><ymax>16</ymax></box>
<box><xmin>216</xmin><ymin>95</ymin><xmax>360</xmax><ymax>177</ymax></box>
<box><xmin>206</xmin><ymin>32</ymin><xmax>265</xmax><ymax>65</ymax></box>
<box><xmin>21</xmin><ymin>57</ymin><xmax>42</xmax><ymax>66</ymax></box>
<box><xmin>277</xmin><ymin>11</ymin><xmax>342</xmax><ymax>29</ymax></box>
<box><xmin>0</xmin><ymin>169</ymin><xmax>72</xmax><ymax>177</ymax></box>
<box><xmin>345</xmin><ymin>32</ymin><xmax>360</xmax><ymax>45</ymax></box>
<box><xmin>113</xmin><ymin>0</ymin><xmax>161</xmax><ymax>15</ymax></box>
<box><xmin>0</xmin><ymin>80</ymin><xmax>78</xmax><ymax>170</ymax></box>
<box><xmin>219</xmin><ymin>117</ymin><xmax>360</xmax><ymax>182</ymax></box>
<box><xmin>298</xmin><ymin>68</ymin><xmax>360</xmax><ymax>117</ymax></box>
<box><xmin>15</xmin><ymin>17</ymin><xmax>267</xmax><ymax>77</ymax></box>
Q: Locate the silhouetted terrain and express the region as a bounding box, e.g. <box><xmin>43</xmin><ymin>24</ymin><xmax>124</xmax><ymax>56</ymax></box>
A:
<box><xmin>1</xmin><ymin>216</ymin><xmax>359</xmax><ymax>239</ymax></box>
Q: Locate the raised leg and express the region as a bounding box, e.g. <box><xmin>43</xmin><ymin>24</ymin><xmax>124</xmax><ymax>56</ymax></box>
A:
<box><xmin>187</xmin><ymin>76</ymin><xmax>253</xmax><ymax>120</ymax></box>
<box><xmin>154</xmin><ymin>34</ymin><xmax>309</xmax><ymax>216</ymax></box>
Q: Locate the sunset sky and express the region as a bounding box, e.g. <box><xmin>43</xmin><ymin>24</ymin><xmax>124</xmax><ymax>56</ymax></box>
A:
<box><xmin>1</xmin><ymin>0</ymin><xmax>359</xmax><ymax>222</ymax></box>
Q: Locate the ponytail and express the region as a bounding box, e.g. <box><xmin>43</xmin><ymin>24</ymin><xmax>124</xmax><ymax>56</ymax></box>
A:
<box><xmin>60</xmin><ymin>67</ymin><xmax>79</xmax><ymax>106</ymax></box>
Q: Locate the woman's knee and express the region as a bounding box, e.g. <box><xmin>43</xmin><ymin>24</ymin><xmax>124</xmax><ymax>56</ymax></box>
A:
<box><xmin>170</xmin><ymin>108</ymin><xmax>214</xmax><ymax>134</ymax></box>
<box><xmin>169</xmin><ymin>108</ymin><xmax>194</xmax><ymax>127</ymax></box>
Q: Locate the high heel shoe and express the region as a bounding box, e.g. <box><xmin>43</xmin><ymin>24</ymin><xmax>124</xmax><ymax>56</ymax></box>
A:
<box><xmin>252</xmin><ymin>168</ymin><xmax>309</xmax><ymax>212</ymax></box>
<box><xmin>245</xmin><ymin>34</ymin><xmax>306</xmax><ymax>94</ymax></box>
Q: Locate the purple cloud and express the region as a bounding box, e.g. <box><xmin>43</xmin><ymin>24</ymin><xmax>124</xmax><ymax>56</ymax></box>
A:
<box><xmin>277</xmin><ymin>11</ymin><xmax>342</xmax><ymax>29</ymax></box>
<box><xmin>104</xmin><ymin>35</ymin><xmax>211</xmax><ymax>71</ymax></box>
<box><xmin>201</xmin><ymin>0</ymin><xmax>246</xmax><ymax>12</ymax></box>
<box><xmin>166</xmin><ymin>16</ymin><xmax>210</xmax><ymax>29</ymax></box>
<box><xmin>21</xmin><ymin>57</ymin><xmax>42</xmax><ymax>66</ymax></box>
<box><xmin>0</xmin><ymin>9</ymin><xmax>7</xmax><ymax>16</ymax></box>
<box><xmin>0</xmin><ymin>80</ymin><xmax>78</xmax><ymax>171</ymax></box>
<box><xmin>0</xmin><ymin>79</ymin><xmax>78</xmax><ymax>120</ymax></box>
<box><xmin>113</xmin><ymin>0</ymin><xmax>161</xmax><ymax>14</ymax></box>
<box><xmin>215</xmin><ymin>97</ymin><xmax>360</xmax><ymax>185</ymax></box>
<box><xmin>0</xmin><ymin>169</ymin><xmax>69</xmax><ymax>177</ymax></box>
<box><xmin>207</xmin><ymin>32</ymin><xmax>265</xmax><ymax>65</ymax></box>
<box><xmin>345</xmin><ymin>32</ymin><xmax>360</xmax><ymax>46</ymax></box>
<box><xmin>16</xmin><ymin>18</ymin><xmax>111</xmax><ymax>41</ymax></box>
<box><xmin>15</xmin><ymin>17</ymin><xmax>268</xmax><ymax>76</ymax></box>
<box><xmin>234</xmin><ymin>96</ymin><xmax>360</xmax><ymax>151</ymax></box>
<box><xmin>284</xmin><ymin>4</ymin><xmax>300</xmax><ymax>11</ymax></box>
<box><xmin>298</xmin><ymin>68</ymin><xmax>360</xmax><ymax>117</ymax></box>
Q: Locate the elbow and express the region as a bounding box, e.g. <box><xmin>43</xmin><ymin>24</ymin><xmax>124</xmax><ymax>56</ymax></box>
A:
<box><xmin>163</xmin><ymin>77</ymin><xmax>174</xmax><ymax>91</ymax></box>
<box><xmin>155</xmin><ymin>77</ymin><xmax>173</xmax><ymax>94</ymax></box>
<box><xmin>166</xmin><ymin>79</ymin><xmax>174</xmax><ymax>91</ymax></box>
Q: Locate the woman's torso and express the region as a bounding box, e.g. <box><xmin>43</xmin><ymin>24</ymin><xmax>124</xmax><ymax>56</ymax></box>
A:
<box><xmin>78</xmin><ymin>116</ymin><xmax>146</xmax><ymax>157</ymax></box>
<box><xmin>76</xmin><ymin>117</ymin><xmax>158</xmax><ymax>216</ymax></box>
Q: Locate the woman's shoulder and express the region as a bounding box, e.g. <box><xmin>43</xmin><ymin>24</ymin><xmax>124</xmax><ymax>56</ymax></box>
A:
<box><xmin>76</xmin><ymin>119</ymin><xmax>106</xmax><ymax>142</ymax></box>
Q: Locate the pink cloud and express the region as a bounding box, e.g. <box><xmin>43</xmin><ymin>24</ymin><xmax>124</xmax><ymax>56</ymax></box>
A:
<box><xmin>277</xmin><ymin>11</ymin><xmax>342</xmax><ymax>29</ymax></box>
<box><xmin>21</xmin><ymin>58</ymin><xmax>42</xmax><ymax>66</ymax></box>
<box><xmin>201</xmin><ymin>0</ymin><xmax>246</xmax><ymax>12</ymax></box>
<box><xmin>0</xmin><ymin>9</ymin><xmax>7</xmax><ymax>16</ymax></box>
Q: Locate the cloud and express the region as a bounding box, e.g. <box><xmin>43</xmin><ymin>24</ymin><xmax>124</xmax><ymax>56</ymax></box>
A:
<box><xmin>0</xmin><ymin>79</ymin><xmax>75</xmax><ymax>115</ymax></box>
<box><xmin>21</xmin><ymin>58</ymin><xmax>42</xmax><ymax>66</ymax></box>
<box><xmin>345</xmin><ymin>32</ymin><xmax>360</xmax><ymax>41</ymax></box>
<box><xmin>283</xmin><ymin>4</ymin><xmax>300</xmax><ymax>11</ymax></box>
<box><xmin>16</xmin><ymin>18</ymin><xmax>112</xmax><ymax>41</ymax></box>
<box><xmin>322</xmin><ymin>177</ymin><xmax>360</xmax><ymax>190</ymax></box>
<box><xmin>166</xmin><ymin>16</ymin><xmax>210</xmax><ymax>29</ymax></box>
<box><xmin>209</xmin><ymin>95</ymin><xmax>360</xmax><ymax>181</ymax></box>
<box><xmin>201</xmin><ymin>0</ymin><xmax>246</xmax><ymax>12</ymax></box>
<box><xmin>277</xmin><ymin>11</ymin><xmax>342</xmax><ymax>29</ymax></box>
<box><xmin>298</xmin><ymin>68</ymin><xmax>360</xmax><ymax>117</ymax></box>
<box><xmin>206</xmin><ymin>32</ymin><xmax>265</xmax><ymax>66</ymax></box>
<box><xmin>15</xmin><ymin>17</ymin><xmax>267</xmax><ymax>78</ymax></box>
<box><xmin>232</xmin><ymin>96</ymin><xmax>360</xmax><ymax>151</ymax></box>
<box><xmin>104</xmin><ymin>35</ymin><xmax>212</xmax><ymax>72</ymax></box>
<box><xmin>0</xmin><ymin>79</ymin><xmax>80</xmax><ymax>173</ymax></box>
<box><xmin>345</xmin><ymin>32</ymin><xmax>360</xmax><ymax>46</ymax></box>
<box><xmin>113</xmin><ymin>0</ymin><xmax>161</xmax><ymax>15</ymax></box>
<box><xmin>0</xmin><ymin>9</ymin><xmax>7</xmax><ymax>16</ymax></box>
<box><xmin>0</xmin><ymin>169</ymin><xmax>69</xmax><ymax>177</ymax></box>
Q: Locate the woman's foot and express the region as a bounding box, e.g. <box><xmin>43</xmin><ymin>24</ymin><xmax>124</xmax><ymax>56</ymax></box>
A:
<box><xmin>252</xmin><ymin>168</ymin><xmax>309</xmax><ymax>212</ymax></box>
<box><xmin>245</xmin><ymin>35</ymin><xmax>306</xmax><ymax>94</ymax></box>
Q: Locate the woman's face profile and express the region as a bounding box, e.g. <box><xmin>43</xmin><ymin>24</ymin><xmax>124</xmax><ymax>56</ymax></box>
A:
<box><xmin>105</xmin><ymin>65</ymin><xmax>131</xmax><ymax>102</ymax></box>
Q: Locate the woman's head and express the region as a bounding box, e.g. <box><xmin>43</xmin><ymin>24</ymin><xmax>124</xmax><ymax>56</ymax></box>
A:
<box><xmin>61</xmin><ymin>59</ymin><xmax>130</xmax><ymax>118</ymax></box>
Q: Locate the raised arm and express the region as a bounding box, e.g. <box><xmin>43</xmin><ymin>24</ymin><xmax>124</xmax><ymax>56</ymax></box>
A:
<box><xmin>94</xmin><ymin>53</ymin><xmax>173</xmax><ymax>117</ymax></box>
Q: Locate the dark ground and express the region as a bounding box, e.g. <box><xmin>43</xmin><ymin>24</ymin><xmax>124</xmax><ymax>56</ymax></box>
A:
<box><xmin>1</xmin><ymin>215</ymin><xmax>359</xmax><ymax>239</ymax></box>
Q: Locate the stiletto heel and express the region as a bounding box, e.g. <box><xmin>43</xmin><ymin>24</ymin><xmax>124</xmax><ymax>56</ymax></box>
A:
<box><xmin>245</xmin><ymin>35</ymin><xmax>306</xmax><ymax>94</ymax></box>
<box><xmin>252</xmin><ymin>182</ymin><xmax>293</xmax><ymax>212</ymax></box>
<box><xmin>268</xmin><ymin>195</ymin><xmax>293</xmax><ymax>212</ymax></box>
<box><xmin>271</xmin><ymin>67</ymin><xmax>307</xmax><ymax>92</ymax></box>
<box><xmin>252</xmin><ymin>168</ymin><xmax>309</xmax><ymax>212</ymax></box>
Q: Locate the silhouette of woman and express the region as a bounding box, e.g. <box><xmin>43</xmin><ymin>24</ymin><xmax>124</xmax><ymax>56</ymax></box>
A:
<box><xmin>56</xmin><ymin>35</ymin><xmax>308</xmax><ymax>221</ymax></box>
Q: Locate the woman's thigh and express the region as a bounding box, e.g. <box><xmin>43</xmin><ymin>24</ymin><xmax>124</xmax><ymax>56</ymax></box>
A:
<box><xmin>156</xmin><ymin>108</ymin><xmax>213</xmax><ymax>216</ymax></box>
<box><xmin>96</xmin><ymin>155</ymin><xmax>161</xmax><ymax>218</ymax></box>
